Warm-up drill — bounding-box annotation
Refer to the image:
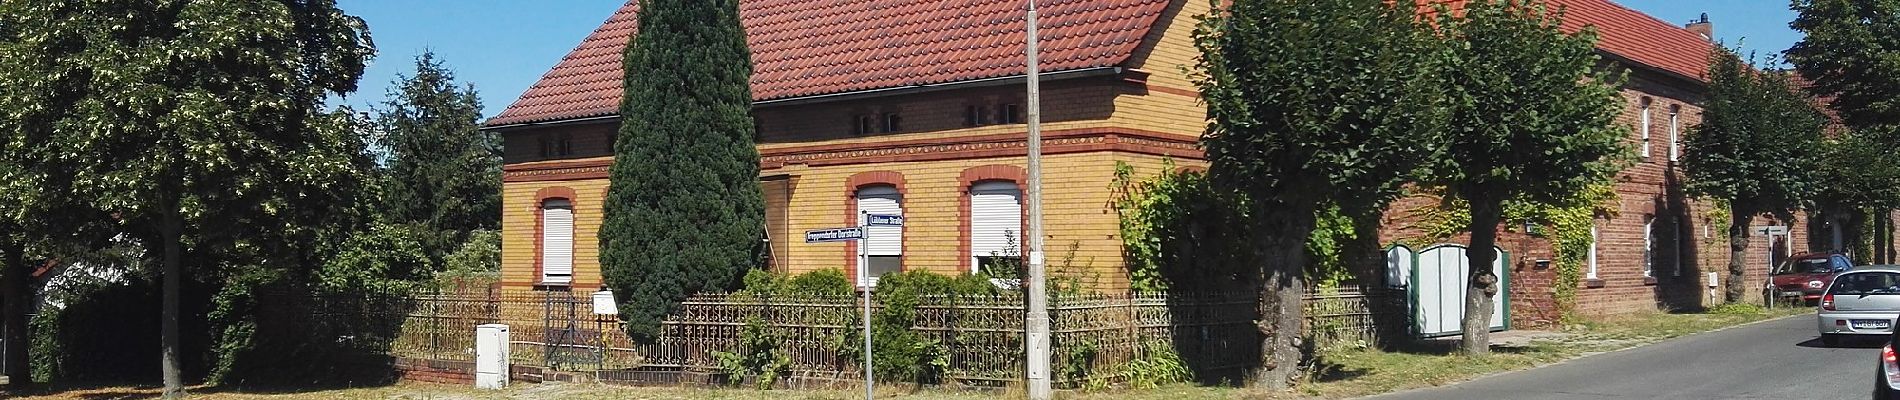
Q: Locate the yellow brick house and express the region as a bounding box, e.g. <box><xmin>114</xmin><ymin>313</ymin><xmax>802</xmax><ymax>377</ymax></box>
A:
<box><xmin>487</xmin><ymin>0</ymin><xmax>1208</xmax><ymax>292</ymax></box>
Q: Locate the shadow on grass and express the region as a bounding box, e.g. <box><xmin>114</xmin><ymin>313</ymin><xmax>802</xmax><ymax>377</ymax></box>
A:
<box><xmin>4</xmin><ymin>380</ymin><xmax>404</xmax><ymax>400</ymax></box>
<box><xmin>1379</xmin><ymin>337</ymin><xmax>1551</xmax><ymax>356</ymax></box>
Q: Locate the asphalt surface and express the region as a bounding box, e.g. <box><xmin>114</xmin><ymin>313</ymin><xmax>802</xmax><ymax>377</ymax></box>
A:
<box><xmin>1368</xmin><ymin>315</ymin><xmax>1883</xmax><ymax>399</ymax></box>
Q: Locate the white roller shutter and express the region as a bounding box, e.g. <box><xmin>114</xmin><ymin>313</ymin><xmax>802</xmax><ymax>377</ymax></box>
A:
<box><xmin>541</xmin><ymin>200</ymin><xmax>574</xmax><ymax>284</ymax></box>
<box><xmin>969</xmin><ymin>181</ymin><xmax>1022</xmax><ymax>273</ymax></box>
<box><xmin>856</xmin><ymin>186</ymin><xmax>902</xmax><ymax>256</ymax></box>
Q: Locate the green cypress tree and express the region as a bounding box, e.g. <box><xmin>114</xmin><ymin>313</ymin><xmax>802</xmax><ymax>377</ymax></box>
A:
<box><xmin>601</xmin><ymin>0</ymin><xmax>765</xmax><ymax>342</ymax></box>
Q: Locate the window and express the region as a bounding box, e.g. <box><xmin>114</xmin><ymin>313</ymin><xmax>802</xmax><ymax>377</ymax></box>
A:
<box><xmin>1672</xmin><ymin>215</ymin><xmax>1683</xmax><ymax>276</ymax></box>
<box><xmin>1640</xmin><ymin>98</ymin><xmax>1653</xmax><ymax>159</ymax></box>
<box><xmin>1587</xmin><ymin>224</ymin><xmax>1599</xmax><ymax>280</ymax></box>
<box><xmin>965</xmin><ymin>105</ymin><xmax>989</xmax><ymax>127</ymax></box>
<box><xmin>854</xmin><ymin>115</ymin><xmax>876</xmax><ymax>135</ymax></box>
<box><xmin>968</xmin><ymin>181</ymin><xmax>1023</xmax><ymax>276</ymax></box>
<box><xmin>882</xmin><ymin>112</ymin><xmax>902</xmax><ymax>132</ymax></box>
<box><xmin>540</xmin><ymin>198</ymin><xmax>574</xmax><ymax>285</ymax></box>
<box><xmin>999</xmin><ymin>103</ymin><xmax>1022</xmax><ymax>124</ymax></box>
<box><xmin>1668</xmin><ymin>105</ymin><xmax>1681</xmax><ymax>161</ymax></box>
<box><xmin>856</xmin><ymin>185</ymin><xmax>903</xmax><ymax>287</ymax></box>
<box><xmin>1643</xmin><ymin>216</ymin><xmax>1655</xmax><ymax>277</ymax></box>
<box><xmin>539</xmin><ymin>134</ymin><xmax>573</xmax><ymax>159</ymax></box>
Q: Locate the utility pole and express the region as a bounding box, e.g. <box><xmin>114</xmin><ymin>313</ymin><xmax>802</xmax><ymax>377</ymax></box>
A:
<box><xmin>1023</xmin><ymin>1</ymin><xmax>1052</xmax><ymax>399</ymax></box>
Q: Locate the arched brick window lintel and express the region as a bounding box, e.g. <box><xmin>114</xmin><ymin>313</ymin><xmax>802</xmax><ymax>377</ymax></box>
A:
<box><xmin>533</xmin><ymin>186</ymin><xmax>579</xmax><ymax>288</ymax></box>
<box><xmin>958</xmin><ymin>165</ymin><xmax>1028</xmax><ymax>273</ymax></box>
<box><xmin>957</xmin><ymin>164</ymin><xmax>1027</xmax><ymax>194</ymax></box>
<box><xmin>843</xmin><ymin>171</ymin><xmax>908</xmax><ymax>284</ymax></box>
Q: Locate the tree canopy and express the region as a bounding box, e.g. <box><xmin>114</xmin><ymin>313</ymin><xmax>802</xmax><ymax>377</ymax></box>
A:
<box><xmin>376</xmin><ymin>51</ymin><xmax>500</xmax><ymax>266</ymax></box>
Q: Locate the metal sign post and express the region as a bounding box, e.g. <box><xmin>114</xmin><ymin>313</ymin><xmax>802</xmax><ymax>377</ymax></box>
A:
<box><xmin>804</xmin><ymin>223</ymin><xmax>874</xmax><ymax>400</ymax></box>
<box><xmin>854</xmin><ymin>212</ymin><xmax>901</xmax><ymax>400</ymax></box>
<box><xmin>859</xmin><ymin>211</ymin><xmax>873</xmax><ymax>400</ymax></box>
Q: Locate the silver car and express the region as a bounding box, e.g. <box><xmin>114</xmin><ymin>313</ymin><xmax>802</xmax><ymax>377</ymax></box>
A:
<box><xmin>1817</xmin><ymin>265</ymin><xmax>1900</xmax><ymax>346</ymax></box>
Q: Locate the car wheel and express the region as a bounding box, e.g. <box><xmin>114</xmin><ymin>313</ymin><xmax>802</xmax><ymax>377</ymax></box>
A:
<box><xmin>1824</xmin><ymin>334</ymin><xmax>1842</xmax><ymax>347</ymax></box>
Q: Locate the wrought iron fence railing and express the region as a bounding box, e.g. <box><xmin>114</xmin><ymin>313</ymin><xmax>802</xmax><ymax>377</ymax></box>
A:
<box><xmin>262</xmin><ymin>284</ymin><xmax>1406</xmax><ymax>388</ymax></box>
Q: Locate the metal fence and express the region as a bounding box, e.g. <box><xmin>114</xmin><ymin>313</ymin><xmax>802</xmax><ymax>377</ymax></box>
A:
<box><xmin>278</xmin><ymin>284</ymin><xmax>1404</xmax><ymax>389</ymax></box>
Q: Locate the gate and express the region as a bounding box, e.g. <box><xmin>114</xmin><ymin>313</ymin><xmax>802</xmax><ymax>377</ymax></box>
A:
<box><xmin>1410</xmin><ymin>244</ymin><xmax>1509</xmax><ymax>337</ymax></box>
<box><xmin>542</xmin><ymin>291</ymin><xmax>604</xmax><ymax>370</ymax></box>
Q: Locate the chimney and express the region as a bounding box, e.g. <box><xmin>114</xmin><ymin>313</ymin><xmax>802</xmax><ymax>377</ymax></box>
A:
<box><xmin>1684</xmin><ymin>13</ymin><xmax>1713</xmax><ymax>41</ymax></box>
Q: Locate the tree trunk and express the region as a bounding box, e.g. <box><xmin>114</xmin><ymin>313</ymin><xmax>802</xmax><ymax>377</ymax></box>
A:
<box><xmin>1</xmin><ymin>239</ymin><xmax>30</xmax><ymax>388</ymax></box>
<box><xmin>1460</xmin><ymin>202</ymin><xmax>1502</xmax><ymax>356</ymax></box>
<box><xmin>1725</xmin><ymin>209</ymin><xmax>1753</xmax><ymax>303</ymax></box>
<box><xmin>160</xmin><ymin>205</ymin><xmax>185</xmax><ymax>399</ymax></box>
<box><xmin>1248</xmin><ymin>205</ymin><xmax>1314</xmax><ymax>391</ymax></box>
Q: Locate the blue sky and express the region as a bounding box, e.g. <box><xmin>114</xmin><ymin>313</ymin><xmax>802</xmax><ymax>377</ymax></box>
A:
<box><xmin>335</xmin><ymin>0</ymin><xmax>1802</xmax><ymax>120</ymax></box>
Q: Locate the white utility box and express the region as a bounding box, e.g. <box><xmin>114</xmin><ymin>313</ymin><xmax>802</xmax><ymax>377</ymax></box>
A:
<box><xmin>475</xmin><ymin>324</ymin><xmax>510</xmax><ymax>389</ymax></box>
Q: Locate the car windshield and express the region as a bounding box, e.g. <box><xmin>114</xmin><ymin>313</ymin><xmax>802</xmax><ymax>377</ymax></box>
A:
<box><xmin>1827</xmin><ymin>272</ymin><xmax>1900</xmax><ymax>295</ymax></box>
<box><xmin>1774</xmin><ymin>258</ymin><xmax>1835</xmax><ymax>275</ymax></box>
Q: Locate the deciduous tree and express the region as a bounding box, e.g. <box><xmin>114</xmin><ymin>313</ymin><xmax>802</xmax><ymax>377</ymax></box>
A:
<box><xmin>0</xmin><ymin>1</ymin><xmax>373</xmax><ymax>396</ymax></box>
<box><xmin>1193</xmin><ymin>0</ymin><xmax>1443</xmax><ymax>388</ymax></box>
<box><xmin>1683</xmin><ymin>49</ymin><xmax>1825</xmax><ymax>303</ymax></box>
<box><xmin>1422</xmin><ymin>0</ymin><xmax>1629</xmax><ymax>356</ymax></box>
<box><xmin>601</xmin><ymin>0</ymin><xmax>765</xmax><ymax>342</ymax></box>
<box><xmin>1788</xmin><ymin>0</ymin><xmax>1900</xmax><ymax>263</ymax></box>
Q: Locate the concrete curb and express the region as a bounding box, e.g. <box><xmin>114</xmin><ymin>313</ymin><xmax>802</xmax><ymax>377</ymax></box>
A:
<box><xmin>1355</xmin><ymin>312</ymin><xmax>1806</xmax><ymax>399</ymax></box>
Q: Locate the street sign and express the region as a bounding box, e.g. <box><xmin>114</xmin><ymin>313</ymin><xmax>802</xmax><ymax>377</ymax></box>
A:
<box><xmin>805</xmin><ymin>227</ymin><xmax>865</xmax><ymax>243</ymax></box>
<box><xmin>1751</xmin><ymin>225</ymin><xmax>1788</xmax><ymax>237</ymax></box>
<box><xmin>866</xmin><ymin>214</ymin><xmax>904</xmax><ymax>226</ymax></box>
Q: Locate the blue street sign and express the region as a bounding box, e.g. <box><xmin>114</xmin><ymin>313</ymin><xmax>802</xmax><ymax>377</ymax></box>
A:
<box><xmin>805</xmin><ymin>227</ymin><xmax>865</xmax><ymax>243</ymax></box>
<box><xmin>866</xmin><ymin>214</ymin><xmax>904</xmax><ymax>226</ymax></box>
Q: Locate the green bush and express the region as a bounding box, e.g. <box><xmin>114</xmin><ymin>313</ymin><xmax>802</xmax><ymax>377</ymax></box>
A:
<box><xmin>786</xmin><ymin>269</ymin><xmax>853</xmax><ymax>296</ymax></box>
<box><xmin>736</xmin><ymin>268</ymin><xmax>854</xmax><ymax>297</ymax></box>
<box><xmin>712</xmin><ymin>317</ymin><xmax>792</xmax><ymax>389</ymax></box>
<box><xmin>440</xmin><ymin>229</ymin><xmax>500</xmax><ymax>279</ymax></box>
<box><xmin>834</xmin><ymin>270</ymin><xmax>997</xmax><ymax>384</ymax></box>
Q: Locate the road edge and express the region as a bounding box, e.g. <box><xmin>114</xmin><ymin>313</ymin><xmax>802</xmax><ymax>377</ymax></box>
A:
<box><xmin>1355</xmin><ymin>312</ymin><xmax>1806</xmax><ymax>399</ymax></box>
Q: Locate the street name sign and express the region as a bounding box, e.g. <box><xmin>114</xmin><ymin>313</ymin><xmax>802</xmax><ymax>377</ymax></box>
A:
<box><xmin>866</xmin><ymin>214</ymin><xmax>904</xmax><ymax>226</ymax></box>
<box><xmin>805</xmin><ymin>227</ymin><xmax>865</xmax><ymax>243</ymax></box>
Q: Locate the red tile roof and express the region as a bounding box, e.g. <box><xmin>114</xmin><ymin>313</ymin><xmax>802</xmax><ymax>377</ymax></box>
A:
<box><xmin>492</xmin><ymin>0</ymin><xmax>1713</xmax><ymax>128</ymax></box>
<box><xmin>1421</xmin><ymin>0</ymin><xmax>1714</xmax><ymax>82</ymax></box>
<box><xmin>1547</xmin><ymin>0</ymin><xmax>1713</xmax><ymax>81</ymax></box>
<box><xmin>487</xmin><ymin>0</ymin><xmax>1171</xmax><ymax>127</ymax></box>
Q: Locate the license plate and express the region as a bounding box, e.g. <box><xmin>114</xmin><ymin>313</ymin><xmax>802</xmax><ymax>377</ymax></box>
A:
<box><xmin>1781</xmin><ymin>291</ymin><xmax>1803</xmax><ymax>297</ymax></box>
<box><xmin>1853</xmin><ymin>320</ymin><xmax>1891</xmax><ymax>329</ymax></box>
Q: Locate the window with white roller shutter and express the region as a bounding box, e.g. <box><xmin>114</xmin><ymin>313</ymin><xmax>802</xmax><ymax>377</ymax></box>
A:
<box><xmin>856</xmin><ymin>185</ymin><xmax>902</xmax><ymax>286</ymax></box>
<box><xmin>541</xmin><ymin>199</ymin><xmax>574</xmax><ymax>285</ymax></box>
<box><xmin>969</xmin><ymin>181</ymin><xmax>1022</xmax><ymax>275</ymax></box>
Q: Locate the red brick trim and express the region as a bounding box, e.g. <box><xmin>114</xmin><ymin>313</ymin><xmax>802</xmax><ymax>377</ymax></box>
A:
<box><xmin>534</xmin><ymin>187</ymin><xmax>577</xmax><ymax>288</ymax></box>
<box><xmin>843</xmin><ymin>171</ymin><xmax>908</xmax><ymax>284</ymax></box>
<box><xmin>957</xmin><ymin>165</ymin><xmax>1029</xmax><ymax>273</ymax></box>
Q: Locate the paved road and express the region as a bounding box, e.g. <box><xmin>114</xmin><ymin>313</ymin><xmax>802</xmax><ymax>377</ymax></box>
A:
<box><xmin>1369</xmin><ymin>315</ymin><xmax>1883</xmax><ymax>399</ymax></box>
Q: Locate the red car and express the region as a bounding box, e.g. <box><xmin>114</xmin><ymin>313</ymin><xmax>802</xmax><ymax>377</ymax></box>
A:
<box><xmin>1766</xmin><ymin>252</ymin><xmax>1855</xmax><ymax>305</ymax></box>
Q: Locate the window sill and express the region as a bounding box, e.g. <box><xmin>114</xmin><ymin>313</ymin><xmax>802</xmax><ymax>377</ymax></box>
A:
<box><xmin>1643</xmin><ymin>276</ymin><xmax>1658</xmax><ymax>286</ymax></box>
<box><xmin>1584</xmin><ymin>278</ymin><xmax>1606</xmax><ymax>288</ymax></box>
<box><xmin>534</xmin><ymin>283</ymin><xmax>573</xmax><ymax>291</ymax></box>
